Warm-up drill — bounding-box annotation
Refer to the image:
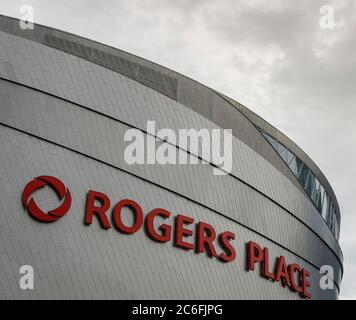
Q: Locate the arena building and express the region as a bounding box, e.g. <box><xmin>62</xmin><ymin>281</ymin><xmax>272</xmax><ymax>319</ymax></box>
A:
<box><xmin>0</xmin><ymin>14</ymin><xmax>342</xmax><ymax>299</ymax></box>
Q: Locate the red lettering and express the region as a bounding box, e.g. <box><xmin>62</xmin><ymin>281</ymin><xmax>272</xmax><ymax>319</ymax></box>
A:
<box><xmin>218</xmin><ymin>231</ymin><xmax>236</xmax><ymax>263</ymax></box>
<box><xmin>274</xmin><ymin>256</ymin><xmax>291</xmax><ymax>287</ymax></box>
<box><xmin>262</xmin><ymin>248</ymin><xmax>275</xmax><ymax>280</ymax></box>
<box><xmin>112</xmin><ymin>199</ymin><xmax>143</xmax><ymax>234</ymax></box>
<box><xmin>196</xmin><ymin>222</ymin><xmax>217</xmax><ymax>257</ymax></box>
<box><xmin>288</xmin><ymin>263</ymin><xmax>303</xmax><ymax>293</ymax></box>
<box><xmin>174</xmin><ymin>214</ymin><xmax>194</xmax><ymax>250</ymax></box>
<box><xmin>83</xmin><ymin>191</ymin><xmax>240</xmax><ymax>265</ymax></box>
<box><xmin>301</xmin><ymin>269</ymin><xmax>311</xmax><ymax>299</ymax></box>
<box><xmin>84</xmin><ymin>190</ymin><xmax>111</xmax><ymax>229</ymax></box>
<box><xmin>145</xmin><ymin>208</ymin><xmax>171</xmax><ymax>242</ymax></box>
<box><xmin>246</xmin><ymin>241</ymin><xmax>312</xmax><ymax>299</ymax></box>
<box><xmin>247</xmin><ymin>241</ymin><xmax>263</xmax><ymax>271</ymax></box>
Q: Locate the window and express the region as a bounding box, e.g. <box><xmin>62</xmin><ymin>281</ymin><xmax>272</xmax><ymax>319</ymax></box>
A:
<box><xmin>314</xmin><ymin>179</ymin><xmax>320</xmax><ymax>203</ymax></box>
<box><xmin>316</xmin><ymin>180</ymin><xmax>323</xmax><ymax>211</ymax></box>
<box><xmin>326</xmin><ymin>198</ymin><xmax>333</xmax><ymax>226</ymax></box>
<box><xmin>285</xmin><ymin>149</ymin><xmax>295</xmax><ymax>166</ymax></box>
<box><xmin>321</xmin><ymin>193</ymin><xmax>329</xmax><ymax>220</ymax></box>
<box><xmin>277</xmin><ymin>142</ymin><xmax>286</xmax><ymax>155</ymax></box>
<box><xmin>295</xmin><ymin>157</ymin><xmax>304</xmax><ymax>177</ymax></box>
<box><xmin>305</xmin><ymin>171</ymin><xmax>316</xmax><ymax>201</ymax></box>
<box><xmin>298</xmin><ymin>163</ymin><xmax>310</xmax><ymax>190</ymax></box>
<box><xmin>289</xmin><ymin>156</ymin><xmax>298</xmax><ymax>176</ymax></box>
<box><xmin>258</xmin><ymin>128</ymin><xmax>340</xmax><ymax>239</ymax></box>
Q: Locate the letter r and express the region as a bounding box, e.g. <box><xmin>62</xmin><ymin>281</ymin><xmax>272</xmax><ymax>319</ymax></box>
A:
<box><xmin>84</xmin><ymin>190</ymin><xmax>111</xmax><ymax>229</ymax></box>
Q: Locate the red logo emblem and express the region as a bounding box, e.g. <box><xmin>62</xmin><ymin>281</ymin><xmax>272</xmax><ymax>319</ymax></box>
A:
<box><xmin>22</xmin><ymin>176</ymin><xmax>71</xmax><ymax>222</ymax></box>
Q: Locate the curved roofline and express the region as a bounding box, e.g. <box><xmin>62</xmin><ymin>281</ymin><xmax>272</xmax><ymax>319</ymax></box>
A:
<box><xmin>218</xmin><ymin>92</ymin><xmax>340</xmax><ymax>221</ymax></box>
<box><xmin>0</xmin><ymin>13</ymin><xmax>340</xmax><ymax>227</ymax></box>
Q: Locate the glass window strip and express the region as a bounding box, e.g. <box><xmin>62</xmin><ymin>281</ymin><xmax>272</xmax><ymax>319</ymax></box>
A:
<box><xmin>258</xmin><ymin>128</ymin><xmax>339</xmax><ymax>238</ymax></box>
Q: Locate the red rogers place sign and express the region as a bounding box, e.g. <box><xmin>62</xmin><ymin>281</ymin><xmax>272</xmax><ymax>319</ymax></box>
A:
<box><xmin>21</xmin><ymin>175</ymin><xmax>312</xmax><ymax>299</ymax></box>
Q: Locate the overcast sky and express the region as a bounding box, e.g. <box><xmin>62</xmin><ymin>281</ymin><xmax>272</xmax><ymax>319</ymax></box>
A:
<box><xmin>0</xmin><ymin>0</ymin><xmax>355</xmax><ymax>299</ymax></box>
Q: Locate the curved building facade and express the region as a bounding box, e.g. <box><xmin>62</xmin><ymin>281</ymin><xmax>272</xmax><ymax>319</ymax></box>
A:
<box><xmin>0</xmin><ymin>15</ymin><xmax>342</xmax><ymax>299</ymax></box>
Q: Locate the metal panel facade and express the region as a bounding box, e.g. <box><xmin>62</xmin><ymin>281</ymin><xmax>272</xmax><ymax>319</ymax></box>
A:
<box><xmin>0</xmin><ymin>15</ymin><xmax>342</xmax><ymax>299</ymax></box>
